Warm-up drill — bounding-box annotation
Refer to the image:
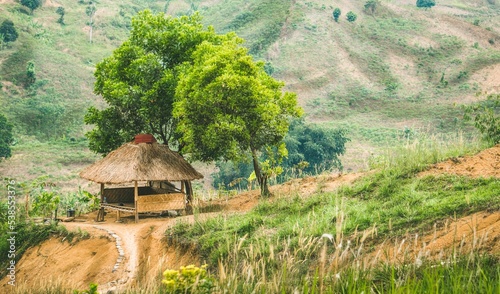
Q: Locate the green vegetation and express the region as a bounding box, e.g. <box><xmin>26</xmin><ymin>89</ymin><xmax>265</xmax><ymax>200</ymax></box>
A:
<box><xmin>416</xmin><ymin>0</ymin><xmax>436</xmax><ymax>9</ymax></box>
<box><xmin>165</xmin><ymin>139</ymin><xmax>498</xmax><ymax>293</ymax></box>
<box><xmin>86</xmin><ymin>11</ymin><xmax>231</xmax><ymax>155</ymax></box>
<box><xmin>0</xmin><ymin>113</ymin><xmax>13</xmax><ymax>159</ymax></box>
<box><xmin>346</xmin><ymin>11</ymin><xmax>358</xmax><ymax>23</ymax></box>
<box><xmin>463</xmin><ymin>93</ymin><xmax>500</xmax><ymax>144</ymax></box>
<box><xmin>56</xmin><ymin>7</ymin><xmax>65</xmax><ymax>25</ymax></box>
<box><xmin>175</xmin><ymin>38</ymin><xmax>302</xmax><ymax>196</ymax></box>
<box><xmin>20</xmin><ymin>0</ymin><xmax>42</xmax><ymax>14</ymax></box>
<box><xmin>333</xmin><ymin>8</ymin><xmax>341</xmax><ymax>23</ymax></box>
<box><xmin>0</xmin><ymin>20</ymin><xmax>18</xmax><ymax>43</ymax></box>
<box><xmin>162</xmin><ymin>265</ymin><xmax>215</xmax><ymax>294</ymax></box>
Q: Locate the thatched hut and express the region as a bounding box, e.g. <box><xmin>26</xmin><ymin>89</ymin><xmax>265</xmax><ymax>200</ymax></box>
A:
<box><xmin>80</xmin><ymin>134</ymin><xmax>203</xmax><ymax>223</ymax></box>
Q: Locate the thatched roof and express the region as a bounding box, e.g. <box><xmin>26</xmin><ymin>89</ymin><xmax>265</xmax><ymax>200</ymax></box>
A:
<box><xmin>80</xmin><ymin>141</ymin><xmax>203</xmax><ymax>184</ymax></box>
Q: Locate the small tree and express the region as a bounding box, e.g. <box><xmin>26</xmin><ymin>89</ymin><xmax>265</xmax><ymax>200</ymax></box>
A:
<box><xmin>346</xmin><ymin>11</ymin><xmax>358</xmax><ymax>22</ymax></box>
<box><xmin>86</xmin><ymin>3</ymin><xmax>96</xmax><ymax>43</ymax></box>
<box><xmin>20</xmin><ymin>0</ymin><xmax>42</xmax><ymax>14</ymax></box>
<box><xmin>0</xmin><ymin>113</ymin><xmax>14</xmax><ymax>159</ymax></box>
<box><xmin>0</xmin><ymin>20</ymin><xmax>18</xmax><ymax>43</ymax></box>
<box><xmin>364</xmin><ymin>0</ymin><xmax>380</xmax><ymax>14</ymax></box>
<box><xmin>56</xmin><ymin>7</ymin><xmax>65</xmax><ymax>24</ymax></box>
<box><xmin>463</xmin><ymin>94</ymin><xmax>500</xmax><ymax>144</ymax></box>
<box><xmin>333</xmin><ymin>8</ymin><xmax>341</xmax><ymax>22</ymax></box>
<box><xmin>26</xmin><ymin>60</ymin><xmax>36</xmax><ymax>86</ymax></box>
<box><xmin>416</xmin><ymin>0</ymin><xmax>436</xmax><ymax>8</ymax></box>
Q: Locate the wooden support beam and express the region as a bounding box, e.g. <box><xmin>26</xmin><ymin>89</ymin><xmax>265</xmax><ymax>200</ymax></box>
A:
<box><xmin>134</xmin><ymin>180</ymin><xmax>139</xmax><ymax>223</ymax></box>
<box><xmin>96</xmin><ymin>183</ymin><xmax>105</xmax><ymax>222</ymax></box>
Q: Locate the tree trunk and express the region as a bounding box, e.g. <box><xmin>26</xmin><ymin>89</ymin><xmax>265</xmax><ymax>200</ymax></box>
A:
<box><xmin>251</xmin><ymin>148</ymin><xmax>271</xmax><ymax>197</ymax></box>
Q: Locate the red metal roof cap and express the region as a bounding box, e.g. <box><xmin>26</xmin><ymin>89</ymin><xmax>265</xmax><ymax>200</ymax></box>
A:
<box><xmin>134</xmin><ymin>134</ymin><xmax>157</xmax><ymax>144</ymax></box>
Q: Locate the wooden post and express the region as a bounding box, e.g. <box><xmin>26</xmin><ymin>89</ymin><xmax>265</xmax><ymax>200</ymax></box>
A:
<box><xmin>185</xmin><ymin>180</ymin><xmax>193</xmax><ymax>215</ymax></box>
<box><xmin>116</xmin><ymin>210</ymin><xmax>121</xmax><ymax>222</ymax></box>
<box><xmin>96</xmin><ymin>183</ymin><xmax>105</xmax><ymax>222</ymax></box>
<box><xmin>134</xmin><ymin>181</ymin><xmax>139</xmax><ymax>223</ymax></box>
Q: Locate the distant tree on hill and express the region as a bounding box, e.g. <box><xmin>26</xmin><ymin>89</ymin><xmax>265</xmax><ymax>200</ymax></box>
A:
<box><xmin>346</xmin><ymin>11</ymin><xmax>358</xmax><ymax>22</ymax></box>
<box><xmin>0</xmin><ymin>20</ymin><xmax>18</xmax><ymax>43</ymax></box>
<box><xmin>333</xmin><ymin>8</ymin><xmax>341</xmax><ymax>22</ymax></box>
<box><xmin>416</xmin><ymin>0</ymin><xmax>436</xmax><ymax>8</ymax></box>
<box><xmin>20</xmin><ymin>0</ymin><xmax>42</xmax><ymax>14</ymax></box>
<box><xmin>364</xmin><ymin>0</ymin><xmax>380</xmax><ymax>14</ymax></box>
<box><xmin>56</xmin><ymin>7</ymin><xmax>65</xmax><ymax>24</ymax></box>
<box><xmin>0</xmin><ymin>113</ymin><xmax>14</xmax><ymax>159</ymax></box>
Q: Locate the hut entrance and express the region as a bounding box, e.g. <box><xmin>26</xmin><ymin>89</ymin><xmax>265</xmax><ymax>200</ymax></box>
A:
<box><xmin>80</xmin><ymin>134</ymin><xmax>203</xmax><ymax>223</ymax></box>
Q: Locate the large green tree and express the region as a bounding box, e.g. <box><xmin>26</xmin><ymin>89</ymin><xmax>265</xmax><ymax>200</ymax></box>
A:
<box><xmin>85</xmin><ymin>11</ymin><xmax>226</xmax><ymax>154</ymax></box>
<box><xmin>0</xmin><ymin>113</ymin><xmax>13</xmax><ymax>159</ymax></box>
<box><xmin>174</xmin><ymin>40</ymin><xmax>303</xmax><ymax>196</ymax></box>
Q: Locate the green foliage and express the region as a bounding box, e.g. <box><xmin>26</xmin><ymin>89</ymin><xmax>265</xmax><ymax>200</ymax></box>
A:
<box><xmin>0</xmin><ymin>20</ymin><xmax>18</xmax><ymax>43</ymax></box>
<box><xmin>26</xmin><ymin>60</ymin><xmax>36</xmax><ymax>87</ymax></box>
<box><xmin>20</xmin><ymin>0</ymin><xmax>42</xmax><ymax>13</ymax></box>
<box><xmin>346</xmin><ymin>11</ymin><xmax>358</xmax><ymax>22</ymax></box>
<box><xmin>0</xmin><ymin>114</ymin><xmax>14</xmax><ymax>159</ymax></box>
<box><xmin>11</xmin><ymin>89</ymin><xmax>67</xmax><ymax>140</ymax></box>
<box><xmin>416</xmin><ymin>0</ymin><xmax>436</xmax><ymax>8</ymax></box>
<box><xmin>463</xmin><ymin>94</ymin><xmax>500</xmax><ymax>144</ymax></box>
<box><xmin>73</xmin><ymin>283</ymin><xmax>98</xmax><ymax>294</ymax></box>
<box><xmin>333</xmin><ymin>8</ymin><xmax>341</xmax><ymax>22</ymax></box>
<box><xmin>175</xmin><ymin>39</ymin><xmax>302</xmax><ymax>195</ymax></box>
<box><xmin>213</xmin><ymin>159</ymin><xmax>254</xmax><ymax>190</ymax></box>
<box><xmin>364</xmin><ymin>0</ymin><xmax>380</xmax><ymax>14</ymax></box>
<box><xmin>56</xmin><ymin>7</ymin><xmax>65</xmax><ymax>25</ymax></box>
<box><xmin>283</xmin><ymin>119</ymin><xmax>349</xmax><ymax>173</ymax></box>
<box><xmin>87</xmin><ymin>11</ymin><xmax>225</xmax><ymax>155</ymax></box>
<box><xmin>162</xmin><ymin>265</ymin><xmax>215</xmax><ymax>294</ymax></box>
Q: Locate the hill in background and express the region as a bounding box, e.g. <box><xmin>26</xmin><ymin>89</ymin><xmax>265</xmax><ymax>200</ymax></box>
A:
<box><xmin>0</xmin><ymin>0</ymin><xmax>499</xmax><ymax>187</ymax></box>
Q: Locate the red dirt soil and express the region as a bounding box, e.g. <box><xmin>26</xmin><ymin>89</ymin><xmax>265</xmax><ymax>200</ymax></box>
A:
<box><xmin>1</xmin><ymin>146</ymin><xmax>499</xmax><ymax>292</ymax></box>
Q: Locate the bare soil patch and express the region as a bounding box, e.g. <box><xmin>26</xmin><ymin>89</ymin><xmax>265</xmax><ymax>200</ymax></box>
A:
<box><xmin>420</xmin><ymin>144</ymin><xmax>500</xmax><ymax>178</ymax></box>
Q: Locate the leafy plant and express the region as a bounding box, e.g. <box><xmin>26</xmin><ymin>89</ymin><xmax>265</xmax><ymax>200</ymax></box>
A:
<box><xmin>0</xmin><ymin>114</ymin><xmax>13</xmax><ymax>159</ymax></box>
<box><xmin>162</xmin><ymin>265</ymin><xmax>214</xmax><ymax>294</ymax></box>
<box><xmin>20</xmin><ymin>0</ymin><xmax>42</xmax><ymax>14</ymax></box>
<box><xmin>175</xmin><ymin>39</ymin><xmax>302</xmax><ymax>196</ymax></box>
<box><xmin>364</xmin><ymin>0</ymin><xmax>380</xmax><ymax>15</ymax></box>
<box><xmin>346</xmin><ymin>11</ymin><xmax>358</xmax><ymax>22</ymax></box>
<box><xmin>416</xmin><ymin>0</ymin><xmax>436</xmax><ymax>8</ymax></box>
<box><xmin>0</xmin><ymin>20</ymin><xmax>18</xmax><ymax>43</ymax></box>
<box><xmin>73</xmin><ymin>283</ymin><xmax>98</xmax><ymax>294</ymax></box>
<box><xmin>463</xmin><ymin>94</ymin><xmax>500</xmax><ymax>144</ymax></box>
<box><xmin>333</xmin><ymin>8</ymin><xmax>341</xmax><ymax>22</ymax></box>
<box><xmin>56</xmin><ymin>7</ymin><xmax>65</xmax><ymax>25</ymax></box>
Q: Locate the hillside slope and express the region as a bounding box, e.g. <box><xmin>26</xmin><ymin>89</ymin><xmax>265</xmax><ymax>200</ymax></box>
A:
<box><xmin>0</xmin><ymin>0</ymin><xmax>499</xmax><ymax>181</ymax></box>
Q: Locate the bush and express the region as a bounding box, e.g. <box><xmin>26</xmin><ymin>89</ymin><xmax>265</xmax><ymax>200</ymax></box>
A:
<box><xmin>416</xmin><ymin>0</ymin><xmax>435</xmax><ymax>8</ymax></box>
<box><xmin>21</xmin><ymin>0</ymin><xmax>42</xmax><ymax>13</ymax></box>
<box><xmin>162</xmin><ymin>265</ymin><xmax>215</xmax><ymax>294</ymax></box>
<box><xmin>0</xmin><ymin>114</ymin><xmax>13</xmax><ymax>159</ymax></box>
<box><xmin>0</xmin><ymin>20</ymin><xmax>18</xmax><ymax>43</ymax></box>
<box><xmin>346</xmin><ymin>11</ymin><xmax>358</xmax><ymax>22</ymax></box>
<box><xmin>333</xmin><ymin>8</ymin><xmax>341</xmax><ymax>22</ymax></box>
<box><xmin>463</xmin><ymin>94</ymin><xmax>500</xmax><ymax>144</ymax></box>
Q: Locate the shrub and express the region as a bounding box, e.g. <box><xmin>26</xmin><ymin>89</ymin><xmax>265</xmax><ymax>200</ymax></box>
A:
<box><xmin>0</xmin><ymin>114</ymin><xmax>13</xmax><ymax>159</ymax></box>
<box><xmin>416</xmin><ymin>0</ymin><xmax>436</xmax><ymax>8</ymax></box>
<box><xmin>21</xmin><ymin>0</ymin><xmax>42</xmax><ymax>13</ymax></box>
<box><xmin>333</xmin><ymin>8</ymin><xmax>341</xmax><ymax>22</ymax></box>
<box><xmin>162</xmin><ymin>265</ymin><xmax>215</xmax><ymax>294</ymax></box>
<box><xmin>346</xmin><ymin>11</ymin><xmax>358</xmax><ymax>22</ymax></box>
<box><xmin>0</xmin><ymin>20</ymin><xmax>18</xmax><ymax>43</ymax></box>
<box><xmin>463</xmin><ymin>94</ymin><xmax>500</xmax><ymax>144</ymax></box>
